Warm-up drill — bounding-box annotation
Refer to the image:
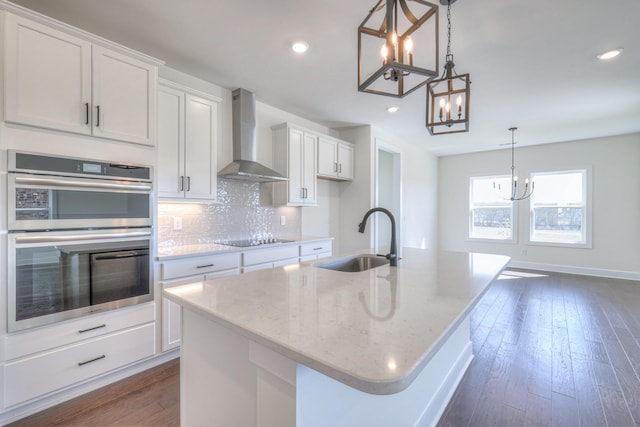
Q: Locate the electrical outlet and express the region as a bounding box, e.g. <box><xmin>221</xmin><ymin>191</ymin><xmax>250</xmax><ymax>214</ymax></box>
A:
<box><xmin>280</xmin><ymin>215</ymin><xmax>286</xmax><ymax>226</ymax></box>
<box><xmin>173</xmin><ymin>216</ymin><xmax>183</xmax><ymax>230</ymax></box>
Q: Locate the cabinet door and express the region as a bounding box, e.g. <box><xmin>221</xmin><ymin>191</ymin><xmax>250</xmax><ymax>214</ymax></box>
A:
<box><xmin>337</xmin><ymin>142</ymin><xmax>354</xmax><ymax>180</ymax></box>
<box><xmin>317</xmin><ymin>137</ymin><xmax>338</xmax><ymax>178</ymax></box>
<box><xmin>157</xmin><ymin>85</ymin><xmax>186</xmax><ymax>198</ymax></box>
<box><xmin>92</xmin><ymin>46</ymin><xmax>156</xmax><ymax>146</ymax></box>
<box><xmin>302</xmin><ymin>133</ymin><xmax>318</xmax><ymax>204</ymax></box>
<box><xmin>184</xmin><ymin>94</ymin><xmax>218</xmax><ymax>200</ymax></box>
<box><xmin>4</xmin><ymin>14</ymin><xmax>92</xmax><ymax>135</ymax></box>
<box><xmin>288</xmin><ymin>128</ymin><xmax>305</xmax><ymax>204</ymax></box>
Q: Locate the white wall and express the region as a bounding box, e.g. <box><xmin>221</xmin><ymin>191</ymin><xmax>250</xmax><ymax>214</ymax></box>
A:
<box><xmin>337</xmin><ymin>125</ymin><xmax>439</xmax><ymax>256</ymax></box>
<box><xmin>438</xmin><ymin>133</ymin><xmax>640</xmax><ymax>278</ymax></box>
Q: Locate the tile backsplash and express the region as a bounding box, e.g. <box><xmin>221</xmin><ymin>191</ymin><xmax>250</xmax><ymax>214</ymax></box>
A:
<box><xmin>157</xmin><ymin>179</ymin><xmax>301</xmax><ymax>247</ymax></box>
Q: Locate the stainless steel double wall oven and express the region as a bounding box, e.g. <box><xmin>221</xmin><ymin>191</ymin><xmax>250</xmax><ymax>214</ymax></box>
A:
<box><xmin>7</xmin><ymin>151</ymin><xmax>154</xmax><ymax>332</ymax></box>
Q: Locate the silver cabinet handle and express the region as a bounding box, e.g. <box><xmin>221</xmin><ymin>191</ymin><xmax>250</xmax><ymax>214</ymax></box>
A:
<box><xmin>78</xmin><ymin>355</ymin><xmax>106</xmax><ymax>366</ymax></box>
<box><xmin>79</xmin><ymin>324</ymin><xmax>106</xmax><ymax>334</ymax></box>
<box><xmin>334</xmin><ymin>162</ymin><xmax>338</xmax><ymax>172</ymax></box>
<box><xmin>14</xmin><ymin>176</ymin><xmax>152</xmax><ymax>192</ymax></box>
<box><xmin>179</xmin><ymin>176</ymin><xmax>184</xmax><ymax>191</ymax></box>
<box><xmin>339</xmin><ymin>163</ymin><xmax>342</xmax><ymax>173</ymax></box>
<box><xmin>95</xmin><ymin>105</ymin><xmax>100</xmax><ymax>127</ymax></box>
<box><xmin>15</xmin><ymin>229</ymin><xmax>151</xmax><ymax>244</ymax></box>
<box><xmin>187</xmin><ymin>176</ymin><xmax>191</xmax><ymax>191</ymax></box>
<box><xmin>85</xmin><ymin>103</ymin><xmax>90</xmax><ymax>125</ymax></box>
<box><xmin>92</xmin><ymin>250</ymin><xmax>148</xmax><ymax>261</ymax></box>
<box><xmin>313</xmin><ymin>247</ymin><xmax>323</xmax><ymax>251</ymax></box>
<box><xmin>300</xmin><ymin>188</ymin><xmax>305</xmax><ymax>199</ymax></box>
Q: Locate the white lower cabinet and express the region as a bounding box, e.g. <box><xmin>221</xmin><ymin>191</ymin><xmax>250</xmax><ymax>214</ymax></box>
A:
<box><xmin>299</xmin><ymin>240</ymin><xmax>333</xmax><ymax>262</ymax></box>
<box><xmin>159</xmin><ymin>253</ymin><xmax>241</xmax><ymax>351</ymax></box>
<box><xmin>242</xmin><ymin>245</ymin><xmax>299</xmax><ymax>273</ymax></box>
<box><xmin>2</xmin><ymin>304</ymin><xmax>156</xmax><ymax>408</ymax></box>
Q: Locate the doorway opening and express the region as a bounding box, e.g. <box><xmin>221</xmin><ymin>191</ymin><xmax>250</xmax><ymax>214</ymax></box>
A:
<box><xmin>374</xmin><ymin>139</ymin><xmax>402</xmax><ymax>255</ymax></box>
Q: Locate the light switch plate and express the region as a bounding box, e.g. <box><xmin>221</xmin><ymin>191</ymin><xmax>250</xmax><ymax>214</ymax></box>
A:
<box><xmin>280</xmin><ymin>215</ymin><xmax>286</xmax><ymax>226</ymax></box>
<box><xmin>173</xmin><ymin>216</ymin><xmax>183</xmax><ymax>230</ymax></box>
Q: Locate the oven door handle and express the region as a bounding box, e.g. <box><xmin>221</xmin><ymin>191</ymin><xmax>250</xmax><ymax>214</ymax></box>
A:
<box><xmin>14</xmin><ymin>176</ymin><xmax>152</xmax><ymax>192</ymax></box>
<box><xmin>14</xmin><ymin>230</ymin><xmax>151</xmax><ymax>244</ymax></box>
<box><xmin>92</xmin><ymin>250</ymin><xmax>148</xmax><ymax>261</ymax></box>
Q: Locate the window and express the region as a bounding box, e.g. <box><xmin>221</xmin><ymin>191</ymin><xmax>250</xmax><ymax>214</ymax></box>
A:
<box><xmin>529</xmin><ymin>169</ymin><xmax>590</xmax><ymax>246</ymax></box>
<box><xmin>469</xmin><ymin>175</ymin><xmax>514</xmax><ymax>241</ymax></box>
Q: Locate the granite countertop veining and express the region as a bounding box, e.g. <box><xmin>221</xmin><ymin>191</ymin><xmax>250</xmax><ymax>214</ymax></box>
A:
<box><xmin>156</xmin><ymin>236</ymin><xmax>334</xmax><ymax>261</ymax></box>
<box><xmin>163</xmin><ymin>248</ymin><xmax>510</xmax><ymax>394</ymax></box>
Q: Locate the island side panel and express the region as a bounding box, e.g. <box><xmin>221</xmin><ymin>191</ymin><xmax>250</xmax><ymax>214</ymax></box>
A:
<box><xmin>180</xmin><ymin>309</ymin><xmax>258</xmax><ymax>427</ymax></box>
<box><xmin>295</xmin><ymin>316</ymin><xmax>473</xmax><ymax>427</ymax></box>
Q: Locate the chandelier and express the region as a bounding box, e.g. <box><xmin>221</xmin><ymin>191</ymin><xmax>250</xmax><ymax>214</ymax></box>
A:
<box><xmin>425</xmin><ymin>0</ymin><xmax>470</xmax><ymax>135</ymax></box>
<box><xmin>358</xmin><ymin>0</ymin><xmax>440</xmax><ymax>98</ymax></box>
<box><xmin>500</xmin><ymin>127</ymin><xmax>534</xmax><ymax>201</ymax></box>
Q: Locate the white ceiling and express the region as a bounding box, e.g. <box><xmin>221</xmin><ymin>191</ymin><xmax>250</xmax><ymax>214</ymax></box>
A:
<box><xmin>10</xmin><ymin>0</ymin><xmax>640</xmax><ymax>156</ymax></box>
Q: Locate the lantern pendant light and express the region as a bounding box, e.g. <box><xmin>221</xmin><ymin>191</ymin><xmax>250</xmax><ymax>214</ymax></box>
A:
<box><xmin>358</xmin><ymin>0</ymin><xmax>440</xmax><ymax>98</ymax></box>
<box><xmin>426</xmin><ymin>0</ymin><xmax>470</xmax><ymax>135</ymax></box>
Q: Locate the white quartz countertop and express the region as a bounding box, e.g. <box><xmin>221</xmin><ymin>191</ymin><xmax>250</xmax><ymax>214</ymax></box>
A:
<box><xmin>164</xmin><ymin>248</ymin><xmax>510</xmax><ymax>395</ymax></box>
<box><xmin>156</xmin><ymin>236</ymin><xmax>333</xmax><ymax>261</ymax></box>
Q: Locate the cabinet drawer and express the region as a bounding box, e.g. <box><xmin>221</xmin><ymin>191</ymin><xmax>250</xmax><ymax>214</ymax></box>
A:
<box><xmin>161</xmin><ymin>252</ymin><xmax>240</xmax><ymax>280</ymax></box>
<box><xmin>4</xmin><ymin>323</ymin><xmax>155</xmax><ymax>407</ymax></box>
<box><xmin>300</xmin><ymin>241</ymin><xmax>332</xmax><ymax>257</ymax></box>
<box><xmin>3</xmin><ymin>303</ymin><xmax>155</xmax><ymax>361</ymax></box>
<box><xmin>243</xmin><ymin>246</ymin><xmax>299</xmax><ymax>267</ymax></box>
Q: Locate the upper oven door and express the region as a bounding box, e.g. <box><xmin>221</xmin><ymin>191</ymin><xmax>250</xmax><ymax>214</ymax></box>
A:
<box><xmin>8</xmin><ymin>173</ymin><xmax>152</xmax><ymax>231</ymax></box>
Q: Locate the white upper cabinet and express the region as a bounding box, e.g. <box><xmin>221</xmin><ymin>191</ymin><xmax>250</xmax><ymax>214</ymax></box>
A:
<box><xmin>317</xmin><ymin>136</ymin><xmax>354</xmax><ymax>181</ymax></box>
<box><xmin>272</xmin><ymin>124</ymin><xmax>318</xmax><ymax>206</ymax></box>
<box><xmin>91</xmin><ymin>46</ymin><xmax>156</xmax><ymax>145</ymax></box>
<box><xmin>4</xmin><ymin>12</ymin><xmax>158</xmax><ymax>146</ymax></box>
<box><xmin>157</xmin><ymin>81</ymin><xmax>219</xmax><ymax>201</ymax></box>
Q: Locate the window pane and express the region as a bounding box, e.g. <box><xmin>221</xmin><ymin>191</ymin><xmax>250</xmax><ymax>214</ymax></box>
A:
<box><xmin>532</xmin><ymin>207</ymin><xmax>583</xmax><ymax>243</ymax></box>
<box><xmin>532</xmin><ymin>172</ymin><xmax>583</xmax><ymax>205</ymax></box>
<box><xmin>469</xmin><ymin>175</ymin><xmax>513</xmax><ymax>240</ymax></box>
<box><xmin>530</xmin><ymin>170</ymin><xmax>587</xmax><ymax>245</ymax></box>
<box><xmin>471</xmin><ymin>207</ymin><xmax>512</xmax><ymax>239</ymax></box>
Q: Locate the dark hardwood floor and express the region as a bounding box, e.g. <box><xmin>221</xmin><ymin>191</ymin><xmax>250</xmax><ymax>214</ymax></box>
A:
<box><xmin>8</xmin><ymin>359</ymin><xmax>179</xmax><ymax>426</ymax></box>
<box><xmin>439</xmin><ymin>270</ymin><xmax>640</xmax><ymax>427</ymax></box>
<box><xmin>9</xmin><ymin>270</ymin><xmax>640</xmax><ymax>426</ymax></box>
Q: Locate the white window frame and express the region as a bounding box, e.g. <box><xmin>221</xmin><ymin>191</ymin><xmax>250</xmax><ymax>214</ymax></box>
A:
<box><xmin>468</xmin><ymin>174</ymin><xmax>517</xmax><ymax>243</ymax></box>
<box><xmin>528</xmin><ymin>167</ymin><xmax>592</xmax><ymax>248</ymax></box>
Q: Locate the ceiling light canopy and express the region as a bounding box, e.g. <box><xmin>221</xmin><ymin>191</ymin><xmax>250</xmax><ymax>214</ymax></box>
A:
<box><xmin>597</xmin><ymin>48</ymin><xmax>623</xmax><ymax>60</ymax></box>
<box><xmin>426</xmin><ymin>0</ymin><xmax>470</xmax><ymax>135</ymax></box>
<box><xmin>358</xmin><ymin>0</ymin><xmax>440</xmax><ymax>98</ymax></box>
<box><xmin>291</xmin><ymin>41</ymin><xmax>309</xmax><ymax>54</ymax></box>
<box><xmin>386</xmin><ymin>106</ymin><xmax>399</xmax><ymax>113</ymax></box>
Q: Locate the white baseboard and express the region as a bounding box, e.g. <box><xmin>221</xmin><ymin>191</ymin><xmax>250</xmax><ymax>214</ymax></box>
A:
<box><xmin>508</xmin><ymin>260</ymin><xmax>640</xmax><ymax>281</ymax></box>
<box><xmin>0</xmin><ymin>349</ymin><xmax>180</xmax><ymax>426</ymax></box>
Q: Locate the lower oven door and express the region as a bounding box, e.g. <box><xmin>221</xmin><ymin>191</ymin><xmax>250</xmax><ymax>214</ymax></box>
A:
<box><xmin>8</xmin><ymin>228</ymin><xmax>152</xmax><ymax>332</ymax></box>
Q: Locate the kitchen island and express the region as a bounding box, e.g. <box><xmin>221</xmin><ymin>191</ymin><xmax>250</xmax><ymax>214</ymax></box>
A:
<box><xmin>164</xmin><ymin>248</ymin><xmax>509</xmax><ymax>427</ymax></box>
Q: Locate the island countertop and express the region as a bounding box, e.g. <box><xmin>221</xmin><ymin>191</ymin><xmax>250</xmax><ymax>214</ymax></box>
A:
<box><xmin>164</xmin><ymin>248</ymin><xmax>509</xmax><ymax>395</ymax></box>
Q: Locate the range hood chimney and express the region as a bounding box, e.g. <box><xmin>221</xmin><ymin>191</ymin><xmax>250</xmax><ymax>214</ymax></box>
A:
<box><xmin>218</xmin><ymin>89</ymin><xmax>288</xmax><ymax>182</ymax></box>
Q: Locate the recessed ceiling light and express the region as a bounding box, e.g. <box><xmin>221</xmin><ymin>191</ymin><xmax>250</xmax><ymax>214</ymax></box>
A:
<box><xmin>597</xmin><ymin>48</ymin><xmax>623</xmax><ymax>60</ymax></box>
<box><xmin>386</xmin><ymin>106</ymin><xmax>399</xmax><ymax>113</ymax></box>
<box><xmin>291</xmin><ymin>41</ymin><xmax>309</xmax><ymax>54</ymax></box>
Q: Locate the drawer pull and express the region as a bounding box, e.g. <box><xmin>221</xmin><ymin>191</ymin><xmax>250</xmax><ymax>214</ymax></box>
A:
<box><xmin>313</xmin><ymin>247</ymin><xmax>323</xmax><ymax>251</ymax></box>
<box><xmin>78</xmin><ymin>355</ymin><xmax>106</xmax><ymax>366</ymax></box>
<box><xmin>196</xmin><ymin>264</ymin><xmax>214</xmax><ymax>269</ymax></box>
<box><xmin>78</xmin><ymin>324</ymin><xmax>107</xmax><ymax>334</ymax></box>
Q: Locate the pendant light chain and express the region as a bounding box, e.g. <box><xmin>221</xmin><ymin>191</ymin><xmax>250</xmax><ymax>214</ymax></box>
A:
<box><xmin>446</xmin><ymin>0</ymin><xmax>452</xmax><ymax>61</ymax></box>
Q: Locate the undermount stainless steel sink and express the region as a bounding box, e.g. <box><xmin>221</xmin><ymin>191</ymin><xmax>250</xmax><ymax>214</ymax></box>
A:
<box><xmin>313</xmin><ymin>254</ymin><xmax>389</xmax><ymax>272</ymax></box>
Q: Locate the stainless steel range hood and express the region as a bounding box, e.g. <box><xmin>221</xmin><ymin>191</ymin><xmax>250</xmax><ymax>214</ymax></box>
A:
<box><xmin>218</xmin><ymin>89</ymin><xmax>288</xmax><ymax>182</ymax></box>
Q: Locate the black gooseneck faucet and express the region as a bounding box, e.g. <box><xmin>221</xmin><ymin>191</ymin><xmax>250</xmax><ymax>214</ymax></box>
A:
<box><xmin>358</xmin><ymin>207</ymin><xmax>397</xmax><ymax>267</ymax></box>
